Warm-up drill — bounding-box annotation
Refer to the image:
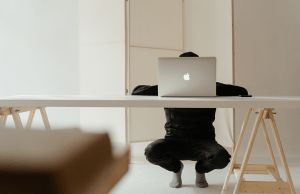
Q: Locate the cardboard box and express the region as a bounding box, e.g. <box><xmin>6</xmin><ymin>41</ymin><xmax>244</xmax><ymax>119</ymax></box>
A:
<box><xmin>0</xmin><ymin>129</ymin><xmax>129</xmax><ymax>194</ymax></box>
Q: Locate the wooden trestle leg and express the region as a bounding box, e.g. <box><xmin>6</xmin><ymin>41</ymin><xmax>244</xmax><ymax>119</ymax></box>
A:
<box><xmin>11</xmin><ymin>107</ymin><xmax>24</xmax><ymax>129</ymax></box>
<box><xmin>0</xmin><ymin>115</ymin><xmax>8</xmax><ymax>128</ymax></box>
<box><xmin>269</xmin><ymin>111</ymin><xmax>296</xmax><ymax>194</ymax></box>
<box><xmin>39</xmin><ymin>107</ymin><xmax>51</xmax><ymax>131</ymax></box>
<box><xmin>25</xmin><ymin>109</ymin><xmax>36</xmax><ymax>130</ymax></box>
<box><xmin>261</xmin><ymin>118</ymin><xmax>280</xmax><ymax>175</ymax></box>
<box><xmin>222</xmin><ymin>108</ymin><xmax>252</xmax><ymax>194</ymax></box>
<box><xmin>222</xmin><ymin>108</ymin><xmax>296</xmax><ymax>194</ymax></box>
<box><xmin>0</xmin><ymin>107</ymin><xmax>51</xmax><ymax>131</ymax></box>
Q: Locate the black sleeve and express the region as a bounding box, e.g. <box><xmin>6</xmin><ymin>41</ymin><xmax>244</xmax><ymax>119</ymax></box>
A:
<box><xmin>216</xmin><ymin>82</ymin><xmax>248</xmax><ymax>96</ymax></box>
<box><xmin>131</xmin><ymin>83</ymin><xmax>248</xmax><ymax>96</ymax></box>
<box><xmin>131</xmin><ymin>85</ymin><xmax>158</xmax><ymax>96</ymax></box>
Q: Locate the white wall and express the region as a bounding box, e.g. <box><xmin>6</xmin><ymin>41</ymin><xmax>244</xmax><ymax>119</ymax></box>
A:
<box><xmin>183</xmin><ymin>0</ymin><xmax>233</xmax><ymax>148</ymax></box>
<box><xmin>0</xmin><ymin>0</ymin><xmax>80</xmax><ymax>129</ymax></box>
<box><xmin>78</xmin><ymin>0</ymin><xmax>126</xmax><ymax>144</ymax></box>
<box><xmin>234</xmin><ymin>0</ymin><xmax>300</xmax><ymax>157</ymax></box>
<box><xmin>128</xmin><ymin>0</ymin><xmax>183</xmax><ymax>143</ymax></box>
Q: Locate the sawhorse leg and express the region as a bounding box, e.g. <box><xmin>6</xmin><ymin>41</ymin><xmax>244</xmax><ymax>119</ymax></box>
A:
<box><xmin>0</xmin><ymin>115</ymin><xmax>8</xmax><ymax>128</ymax></box>
<box><xmin>0</xmin><ymin>107</ymin><xmax>51</xmax><ymax>130</ymax></box>
<box><xmin>0</xmin><ymin>107</ymin><xmax>9</xmax><ymax>128</ymax></box>
<box><xmin>11</xmin><ymin>107</ymin><xmax>24</xmax><ymax>129</ymax></box>
<box><xmin>25</xmin><ymin>109</ymin><xmax>36</xmax><ymax>130</ymax></box>
<box><xmin>222</xmin><ymin>108</ymin><xmax>295</xmax><ymax>194</ymax></box>
<box><xmin>39</xmin><ymin>107</ymin><xmax>51</xmax><ymax>131</ymax></box>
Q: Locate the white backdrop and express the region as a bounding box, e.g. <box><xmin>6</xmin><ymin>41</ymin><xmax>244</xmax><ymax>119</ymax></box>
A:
<box><xmin>234</xmin><ymin>0</ymin><xmax>300</xmax><ymax>157</ymax></box>
<box><xmin>128</xmin><ymin>0</ymin><xmax>183</xmax><ymax>143</ymax></box>
<box><xmin>128</xmin><ymin>0</ymin><xmax>234</xmax><ymax>149</ymax></box>
<box><xmin>0</xmin><ymin>0</ymin><xmax>80</xmax><ymax>130</ymax></box>
<box><xmin>78</xmin><ymin>0</ymin><xmax>126</xmax><ymax>144</ymax></box>
<box><xmin>0</xmin><ymin>0</ymin><xmax>127</xmax><ymax>145</ymax></box>
<box><xmin>183</xmin><ymin>0</ymin><xmax>233</xmax><ymax>148</ymax></box>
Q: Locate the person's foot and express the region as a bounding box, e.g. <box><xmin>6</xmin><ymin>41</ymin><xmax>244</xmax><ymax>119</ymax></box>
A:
<box><xmin>195</xmin><ymin>171</ymin><xmax>208</xmax><ymax>188</ymax></box>
<box><xmin>169</xmin><ymin>161</ymin><xmax>184</xmax><ymax>188</ymax></box>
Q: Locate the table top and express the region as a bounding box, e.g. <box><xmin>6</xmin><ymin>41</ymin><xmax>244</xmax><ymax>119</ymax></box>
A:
<box><xmin>1</xmin><ymin>95</ymin><xmax>300</xmax><ymax>108</ymax></box>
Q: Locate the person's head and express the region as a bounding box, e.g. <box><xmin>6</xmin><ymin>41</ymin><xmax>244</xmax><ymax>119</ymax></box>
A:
<box><xmin>179</xmin><ymin>51</ymin><xmax>199</xmax><ymax>57</ymax></box>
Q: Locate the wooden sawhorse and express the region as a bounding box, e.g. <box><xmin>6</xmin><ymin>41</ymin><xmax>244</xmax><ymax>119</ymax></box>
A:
<box><xmin>0</xmin><ymin>107</ymin><xmax>51</xmax><ymax>130</ymax></box>
<box><xmin>222</xmin><ymin>108</ymin><xmax>295</xmax><ymax>194</ymax></box>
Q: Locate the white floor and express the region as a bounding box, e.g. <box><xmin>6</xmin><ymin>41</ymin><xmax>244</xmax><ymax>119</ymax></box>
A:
<box><xmin>109</xmin><ymin>156</ymin><xmax>300</xmax><ymax>194</ymax></box>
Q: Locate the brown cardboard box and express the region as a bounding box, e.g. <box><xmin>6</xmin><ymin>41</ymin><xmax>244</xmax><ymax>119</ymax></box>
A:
<box><xmin>0</xmin><ymin>129</ymin><xmax>129</xmax><ymax>194</ymax></box>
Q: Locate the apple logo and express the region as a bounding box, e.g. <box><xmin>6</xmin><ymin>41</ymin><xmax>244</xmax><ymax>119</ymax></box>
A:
<box><xmin>184</xmin><ymin>73</ymin><xmax>190</xmax><ymax>80</ymax></box>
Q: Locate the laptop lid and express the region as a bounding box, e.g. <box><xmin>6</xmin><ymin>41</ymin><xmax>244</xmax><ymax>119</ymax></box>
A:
<box><xmin>157</xmin><ymin>57</ymin><xmax>216</xmax><ymax>97</ymax></box>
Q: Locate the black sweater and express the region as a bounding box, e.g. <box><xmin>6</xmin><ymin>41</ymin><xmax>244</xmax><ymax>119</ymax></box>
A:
<box><xmin>131</xmin><ymin>83</ymin><xmax>248</xmax><ymax>140</ymax></box>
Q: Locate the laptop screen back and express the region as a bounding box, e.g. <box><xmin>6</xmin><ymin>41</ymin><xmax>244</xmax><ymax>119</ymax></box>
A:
<box><xmin>158</xmin><ymin>57</ymin><xmax>216</xmax><ymax>97</ymax></box>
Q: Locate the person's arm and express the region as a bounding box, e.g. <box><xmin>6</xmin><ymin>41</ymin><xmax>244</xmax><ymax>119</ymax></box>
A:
<box><xmin>216</xmin><ymin>82</ymin><xmax>248</xmax><ymax>96</ymax></box>
<box><xmin>131</xmin><ymin>85</ymin><xmax>158</xmax><ymax>96</ymax></box>
<box><xmin>131</xmin><ymin>83</ymin><xmax>248</xmax><ymax>96</ymax></box>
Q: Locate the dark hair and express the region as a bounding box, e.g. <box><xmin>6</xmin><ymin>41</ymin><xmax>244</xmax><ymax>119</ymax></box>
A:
<box><xmin>179</xmin><ymin>51</ymin><xmax>199</xmax><ymax>57</ymax></box>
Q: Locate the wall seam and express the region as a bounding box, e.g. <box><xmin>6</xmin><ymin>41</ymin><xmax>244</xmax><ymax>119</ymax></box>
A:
<box><xmin>130</xmin><ymin>45</ymin><xmax>182</xmax><ymax>51</ymax></box>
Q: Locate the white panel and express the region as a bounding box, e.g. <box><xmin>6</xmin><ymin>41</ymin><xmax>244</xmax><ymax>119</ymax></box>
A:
<box><xmin>129</xmin><ymin>47</ymin><xmax>183</xmax><ymax>91</ymax></box>
<box><xmin>130</xmin><ymin>108</ymin><xmax>166</xmax><ymax>142</ymax></box>
<box><xmin>79</xmin><ymin>0</ymin><xmax>125</xmax><ymax>45</ymax></box>
<box><xmin>129</xmin><ymin>47</ymin><xmax>183</xmax><ymax>142</ymax></box>
<box><xmin>79</xmin><ymin>44</ymin><xmax>125</xmax><ymax>95</ymax></box>
<box><xmin>183</xmin><ymin>0</ymin><xmax>232</xmax><ymax>84</ymax></box>
<box><xmin>183</xmin><ymin>0</ymin><xmax>233</xmax><ymax>147</ymax></box>
<box><xmin>79</xmin><ymin>43</ymin><xmax>125</xmax><ymax>144</ymax></box>
<box><xmin>215</xmin><ymin>109</ymin><xmax>233</xmax><ymax>148</ymax></box>
<box><xmin>79</xmin><ymin>0</ymin><xmax>126</xmax><ymax>144</ymax></box>
<box><xmin>80</xmin><ymin>107</ymin><xmax>126</xmax><ymax>144</ymax></box>
<box><xmin>0</xmin><ymin>0</ymin><xmax>80</xmax><ymax>129</ymax></box>
<box><xmin>129</xmin><ymin>0</ymin><xmax>183</xmax><ymax>50</ymax></box>
<box><xmin>234</xmin><ymin>0</ymin><xmax>300</xmax><ymax>156</ymax></box>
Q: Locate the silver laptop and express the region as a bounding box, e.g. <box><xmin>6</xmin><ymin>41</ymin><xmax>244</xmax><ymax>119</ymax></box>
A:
<box><xmin>158</xmin><ymin>57</ymin><xmax>216</xmax><ymax>97</ymax></box>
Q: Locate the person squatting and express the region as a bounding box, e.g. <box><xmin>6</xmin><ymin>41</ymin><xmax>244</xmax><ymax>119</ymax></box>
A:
<box><xmin>131</xmin><ymin>51</ymin><xmax>248</xmax><ymax>188</ymax></box>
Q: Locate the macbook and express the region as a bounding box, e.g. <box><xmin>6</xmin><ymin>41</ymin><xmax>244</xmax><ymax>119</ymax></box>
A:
<box><xmin>157</xmin><ymin>57</ymin><xmax>216</xmax><ymax>97</ymax></box>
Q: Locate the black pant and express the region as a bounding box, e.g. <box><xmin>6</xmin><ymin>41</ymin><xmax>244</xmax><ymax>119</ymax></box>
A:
<box><xmin>144</xmin><ymin>137</ymin><xmax>231</xmax><ymax>173</ymax></box>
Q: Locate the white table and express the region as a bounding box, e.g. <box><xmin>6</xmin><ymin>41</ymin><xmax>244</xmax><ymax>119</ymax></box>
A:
<box><xmin>0</xmin><ymin>95</ymin><xmax>300</xmax><ymax>108</ymax></box>
<box><xmin>0</xmin><ymin>95</ymin><xmax>299</xmax><ymax>194</ymax></box>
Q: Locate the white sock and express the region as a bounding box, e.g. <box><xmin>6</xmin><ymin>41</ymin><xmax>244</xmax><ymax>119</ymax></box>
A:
<box><xmin>169</xmin><ymin>161</ymin><xmax>184</xmax><ymax>188</ymax></box>
<box><xmin>195</xmin><ymin>171</ymin><xmax>208</xmax><ymax>188</ymax></box>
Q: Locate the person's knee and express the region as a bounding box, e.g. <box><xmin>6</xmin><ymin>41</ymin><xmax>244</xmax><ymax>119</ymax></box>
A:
<box><xmin>144</xmin><ymin>139</ymin><xmax>165</xmax><ymax>164</ymax></box>
<box><xmin>211</xmin><ymin>149</ymin><xmax>231</xmax><ymax>169</ymax></box>
<box><xmin>144</xmin><ymin>144</ymin><xmax>157</xmax><ymax>163</ymax></box>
